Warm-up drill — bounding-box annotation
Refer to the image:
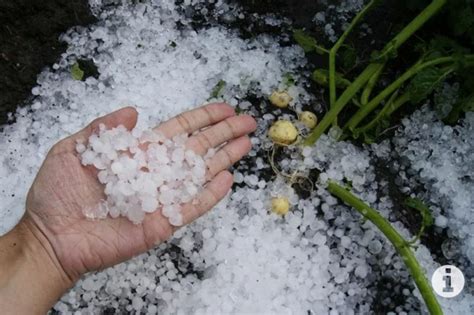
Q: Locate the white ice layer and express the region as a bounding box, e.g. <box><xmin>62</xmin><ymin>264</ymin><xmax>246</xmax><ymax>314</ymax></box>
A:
<box><xmin>0</xmin><ymin>0</ymin><xmax>472</xmax><ymax>314</ymax></box>
<box><xmin>79</xmin><ymin>125</ymin><xmax>207</xmax><ymax>226</ymax></box>
<box><xmin>393</xmin><ymin>107</ymin><xmax>474</xmax><ymax>262</ymax></box>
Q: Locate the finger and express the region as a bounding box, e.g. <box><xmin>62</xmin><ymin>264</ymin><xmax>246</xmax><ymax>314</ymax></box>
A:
<box><xmin>206</xmin><ymin>136</ymin><xmax>252</xmax><ymax>179</ymax></box>
<box><xmin>181</xmin><ymin>170</ymin><xmax>233</xmax><ymax>224</ymax></box>
<box><xmin>142</xmin><ymin>209</ymin><xmax>176</xmax><ymax>248</ymax></box>
<box><xmin>76</xmin><ymin>106</ymin><xmax>139</xmax><ymax>141</ymax></box>
<box><xmin>51</xmin><ymin>107</ymin><xmax>138</xmax><ymax>154</ymax></box>
<box><xmin>186</xmin><ymin>115</ymin><xmax>256</xmax><ymax>155</ymax></box>
<box><xmin>141</xmin><ymin>170</ymin><xmax>233</xmax><ymax>245</ymax></box>
<box><xmin>155</xmin><ymin>103</ymin><xmax>235</xmax><ymax>138</ymax></box>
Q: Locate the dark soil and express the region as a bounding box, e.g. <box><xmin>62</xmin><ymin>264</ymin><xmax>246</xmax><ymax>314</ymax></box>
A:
<box><xmin>0</xmin><ymin>0</ymin><xmax>95</xmax><ymax>125</ymax></box>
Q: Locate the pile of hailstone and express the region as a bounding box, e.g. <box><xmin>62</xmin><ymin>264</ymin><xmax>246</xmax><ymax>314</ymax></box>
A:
<box><xmin>2</xmin><ymin>0</ymin><xmax>473</xmax><ymax>313</ymax></box>
<box><xmin>77</xmin><ymin>124</ymin><xmax>207</xmax><ymax>226</ymax></box>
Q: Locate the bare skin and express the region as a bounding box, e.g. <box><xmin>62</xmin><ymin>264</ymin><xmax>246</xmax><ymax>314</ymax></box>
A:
<box><xmin>0</xmin><ymin>103</ymin><xmax>256</xmax><ymax>315</ymax></box>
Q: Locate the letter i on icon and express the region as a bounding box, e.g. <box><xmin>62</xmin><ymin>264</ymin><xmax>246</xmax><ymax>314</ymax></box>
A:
<box><xmin>442</xmin><ymin>267</ymin><xmax>454</xmax><ymax>293</ymax></box>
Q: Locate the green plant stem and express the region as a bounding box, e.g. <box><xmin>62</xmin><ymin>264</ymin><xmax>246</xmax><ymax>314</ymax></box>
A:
<box><xmin>360</xmin><ymin>63</ymin><xmax>385</xmax><ymax>106</ymax></box>
<box><xmin>326</xmin><ymin>181</ymin><xmax>443</xmax><ymax>315</ymax></box>
<box><xmin>372</xmin><ymin>0</ymin><xmax>447</xmax><ymax>62</ymax></box>
<box><xmin>304</xmin><ymin>0</ymin><xmax>447</xmax><ymax>145</ymax></box>
<box><xmin>356</xmin><ymin>64</ymin><xmax>457</xmax><ymax>136</ymax></box>
<box><xmin>316</xmin><ymin>46</ymin><xmax>330</xmax><ymax>55</ymax></box>
<box><xmin>355</xmin><ymin>92</ymin><xmax>410</xmax><ymax>136</ymax></box>
<box><xmin>305</xmin><ymin>63</ymin><xmax>384</xmax><ymax>145</ymax></box>
<box><xmin>329</xmin><ymin>0</ymin><xmax>378</xmax><ymax>111</ymax></box>
<box><xmin>345</xmin><ymin>55</ymin><xmax>474</xmax><ymax>132</ymax></box>
<box><xmin>409</xmin><ymin>222</ymin><xmax>426</xmax><ymax>245</ymax></box>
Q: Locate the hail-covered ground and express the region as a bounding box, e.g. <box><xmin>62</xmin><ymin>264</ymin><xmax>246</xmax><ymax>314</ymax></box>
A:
<box><xmin>0</xmin><ymin>0</ymin><xmax>472</xmax><ymax>314</ymax></box>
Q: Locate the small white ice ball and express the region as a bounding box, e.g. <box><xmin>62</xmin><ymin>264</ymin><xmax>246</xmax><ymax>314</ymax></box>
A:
<box><xmin>141</xmin><ymin>196</ymin><xmax>158</xmax><ymax>213</ymax></box>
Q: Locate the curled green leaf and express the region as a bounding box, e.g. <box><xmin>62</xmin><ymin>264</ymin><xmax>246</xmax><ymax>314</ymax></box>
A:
<box><xmin>282</xmin><ymin>73</ymin><xmax>296</xmax><ymax>87</ymax></box>
<box><xmin>422</xmin><ymin>36</ymin><xmax>469</xmax><ymax>61</ymax></box>
<box><xmin>209</xmin><ymin>80</ymin><xmax>226</xmax><ymax>99</ymax></box>
<box><xmin>446</xmin><ymin>92</ymin><xmax>474</xmax><ymax>123</ymax></box>
<box><xmin>312</xmin><ymin>69</ymin><xmax>351</xmax><ymax>88</ymax></box>
<box><xmin>340</xmin><ymin>45</ymin><xmax>358</xmax><ymax>70</ymax></box>
<box><xmin>71</xmin><ymin>62</ymin><xmax>85</xmax><ymax>81</ymax></box>
<box><xmin>405</xmin><ymin>197</ymin><xmax>434</xmax><ymax>243</ymax></box>
<box><xmin>293</xmin><ymin>29</ymin><xmax>327</xmax><ymax>55</ymax></box>
<box><xmin>408</xmin><ymin>67</ymin><xmax>446</xmax><ymax>104</ymax></box>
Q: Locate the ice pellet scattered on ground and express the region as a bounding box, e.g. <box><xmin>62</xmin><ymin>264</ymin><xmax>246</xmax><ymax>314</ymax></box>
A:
<box><xmin>0</xmin><ymin>0</ymin><xmax>473</xmax><ymax>314</ymax></box>
<box><xmin>79</xmin><ymin>124</ymin><xmax>207</xmax><ymax>226</ymax></box>
<box><xmin>391</xmin><ymin>106</ymin><xmax>474</xmax><ymax>262</ymax></box>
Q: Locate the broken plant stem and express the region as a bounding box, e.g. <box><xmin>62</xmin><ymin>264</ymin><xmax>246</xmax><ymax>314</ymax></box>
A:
<box><xmin>355</xmin><ymin>91</ymin><xmax>410</xmax><ymax>136</ymax></box>
<box><xmin>373</xmin><ymin>0</ymin><xmax>446</xmax><ymax>63</ymax></box>
<box><xmin>304</xmin><ymin>0</ymin><xmax>447</xmax><ymax>146</ymax></box>
<box><xmin>345</xmin><ymin>55</ymin><xmax>474</xmax><ymax>132</ymax></box>
<box><xmin>360</xmin><ymin>62</ymin><xmax>385</xmax><ymax>106</ymax></box>
<box><xmin>304</xmin><ymin>63</ymin><xmax>384</xmax><ymax>145</ymax></box>
<box><xmin>409</xmin><ymin>222</ymin><xmax>426</xmax><ymax>245</ymax></box>
<box><xmin>326</xmin><ymin>181</ymin><xmax>443</xmax><ymax>315</ymax></box>
<box><xmin>356</xmin><ymin>64</ymin><xmax>458</xmax><ymax>136</ymax></box>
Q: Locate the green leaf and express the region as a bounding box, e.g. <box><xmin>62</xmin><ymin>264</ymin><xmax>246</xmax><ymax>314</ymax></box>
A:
<box><xmin>357</xmin><ymin>116</ymin><xmax>389</xmax><ymax>144</ymax></box>
<box><xmin>408</xmin><ymin>67</ymin><xmax>446</xmax><ymax>104</ymax></box>
<box><xmin>445</xmin><ymin>1</ymin><xmax>474</xmax><ymax>46</ymax></box>
<box><xmin>421</xmin><ymin>36</ymin><xmax>470</xmax><ymax>61</ymax></box>
<box><xmin>293</xmin><ymin>29</ymin><xmax>326</xmax><ymax>55</ymax></box>
<box><xmin>71</xmin><ymin>63</ymin><xmax>84</xmax><ymax>81</ymax></box>
<box><xmin>282</xmin><ymin>72</ymin><xmax>296</xmax><ymax>87</ymax></box>
<box><xmin>370</xmin><ymin>48</ymin><xmax>398</xmax><ymax>63</ymax></box>
<box><xmin>344</xmin><ymin>179</ymin><xmax>353</xmax><ymax>190</ymax></box>
<box><xmin>446</xmin><ymin>93</ymin><xmax>474</xmax><ymax>123</ymax></box>
<box><xmin>293</xmin><ymin>29</ymin><xmax>317</xmax><ymax>52</ymax></box>
<box><xmin>405</xmin><ymin>197</ymin><xmax>434</xmax><ymax>230</ymax></box>
<box><xmin>461</xmin><ymin>93</ymin><xmax>474</xmax><ymax>112</ymax></box>
<box><xmin>312</xmin><ymin>69</ymin><xmax>351</xmax><ymax>88</ymax></box>
<box><xmin>209</xmin><ymin>80</ymin><xmax>226</xmax><ymax>99</ymax></box>
<box><xmin>451</xmin><ymin>6</ymin><xmax>474</xmax><ymax>36</ymax></box>
<box><xmin>340</xmin><ymin>45</ymin><xmax>358</xmax><ymax>70</ymax></box>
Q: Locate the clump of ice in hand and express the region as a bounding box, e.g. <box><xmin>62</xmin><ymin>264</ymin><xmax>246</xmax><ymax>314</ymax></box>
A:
<box><xmin>77</xmin><ymin>124</ymin><xmax>207</xmax><ymax>226</ymax></box>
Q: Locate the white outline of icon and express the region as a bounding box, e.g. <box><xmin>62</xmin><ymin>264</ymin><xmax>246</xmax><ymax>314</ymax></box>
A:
<box><xmin>431</xmin><ymin>265</ymin><xmax>465</xmax><ymax>298</ymax></box>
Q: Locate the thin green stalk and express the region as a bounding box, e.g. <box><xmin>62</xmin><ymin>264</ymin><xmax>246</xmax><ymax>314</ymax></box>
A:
<box><xmin>409</xmin><ymin>218</ymin><xmax>427</xmax><ymax>245</ymax></box>
<box><xmin>373</xmin><ymin>0</ymin><xmax>447</xmax><ymax>62</ymax></box>
<box><xmin>327</xmin><ymin>181</ymin><xmax>443</xmax><ymax>315</ymax></box>
<box><xmin>329</xmin><ymin>0</ymin><xmax>378</xmax><ymax>111</ymax></box>
<box><xmin>356</xmin><ymin>64</ymin><xmax>457</xmax><ymax>136</ymax></box>
<box><xmin>317</xmin><ymin>46</ymin><xmax>330</xmax><ymax>54</ymax></box>
<box><xmin>304</xmin><ymin>63</ymin><xmax>383</xmax><ymax>145</ymax></box>
<box><xmin>360</xmin><ymin>63</ymin><xmax>385</xmax><ymax>106</ymax></box>
<box><xmin>355</xmin><ymin>92</ymin><xmax>410</xmax><ymax>136</ymax></box>
<box><xmin>344</xmin><ymin>56</ymin><xmax>472</xmax><ymax>132</ymax></box>
<box><xmin>304</xmin><ymin>0</ymin><xmax>447</xmax><ymax>145</ymax></box>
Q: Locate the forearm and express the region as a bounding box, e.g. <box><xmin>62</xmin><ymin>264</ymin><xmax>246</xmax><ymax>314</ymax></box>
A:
<box><xmin>0</xmin><ymin>218</ymin><xmax>73</xmax><ymax>315</ymax></box>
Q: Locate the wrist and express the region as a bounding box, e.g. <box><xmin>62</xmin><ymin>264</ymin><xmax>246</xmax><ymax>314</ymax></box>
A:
<box><xmin>0</xmin><ymin>217</ymin><xmax>74</xmax><ymax>314</ymax></box>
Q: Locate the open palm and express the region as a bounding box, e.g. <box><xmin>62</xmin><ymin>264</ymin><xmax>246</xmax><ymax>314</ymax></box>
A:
<box><xmin>24</xmin><ymin>103</ymin><xmax>256</xmax><ymax>282</ymax></box>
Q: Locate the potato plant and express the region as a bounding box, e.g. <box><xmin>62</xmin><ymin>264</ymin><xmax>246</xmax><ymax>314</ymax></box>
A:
<box><xmin>285</xmin><ymin>1</ymin><xmax>474</xmax><ymax>314</ymax></box>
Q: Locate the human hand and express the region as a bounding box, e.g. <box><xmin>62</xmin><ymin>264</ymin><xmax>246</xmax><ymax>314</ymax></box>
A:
<box><xmin>0</xmin><ymin>103</ymin><xmax>256</xmax><ymax>314</ymax></box>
